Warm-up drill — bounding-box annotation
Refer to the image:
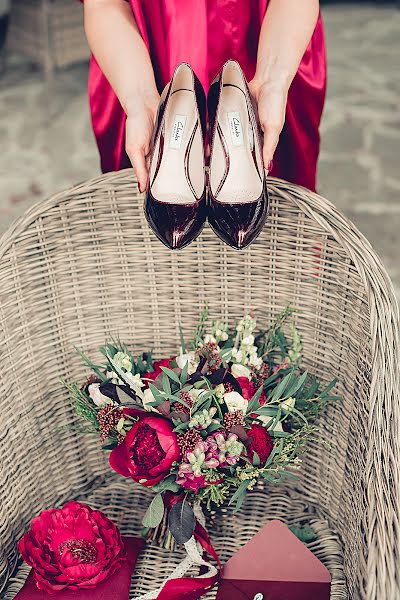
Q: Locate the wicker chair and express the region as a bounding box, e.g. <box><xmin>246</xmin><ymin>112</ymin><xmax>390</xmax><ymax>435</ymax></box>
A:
<box><xmin>6</xmin><ymin>0</ymin><xmax>89</xmax><ymax>78</ymax></box>
<box><xmin>0</xmin><ymin>170</ymin><xmax>399</xmax><ymax>600</ymax></box>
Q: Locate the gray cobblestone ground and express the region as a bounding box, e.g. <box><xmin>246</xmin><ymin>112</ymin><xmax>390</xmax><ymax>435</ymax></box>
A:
<box><xmin>0</xmin><ymin>4</ymin><xmax>399</xmax><ymax>295</ymax></box>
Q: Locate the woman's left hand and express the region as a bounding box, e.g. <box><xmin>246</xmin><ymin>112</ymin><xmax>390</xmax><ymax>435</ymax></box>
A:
<box><xmin>249</xmin><ymin>79</ymin><xmax>288</xmax><ymax>174</ymax></box>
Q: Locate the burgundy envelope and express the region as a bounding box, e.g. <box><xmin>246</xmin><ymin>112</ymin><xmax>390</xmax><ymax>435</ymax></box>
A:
<box><xmin>15</xmin><ymin>537</ymin><xmax>144</xmax><ymax>599</ymax></box>
<box><xmin>216</xmin><ymin>520</ymin><xmax>331</xmax><ymax>600</ymax></box>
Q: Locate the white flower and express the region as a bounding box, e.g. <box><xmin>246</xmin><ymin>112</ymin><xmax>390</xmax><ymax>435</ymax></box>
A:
<box><xmin>113</xmin><ymin>351</ymin><xmax>132</xmax><ymax>372</ymax></box>
<box><xmin>123</xmin><ymin>372</ymin><xmax>146</xmax><ymax>400</ymax></box>
<box><xmin>106</xmin><ymin>370</ymin><xmax>123</xmax><ymax>385</ymax></box>
<box><xmin>248</xmin><ymin>353</ymin><xmax>263</xmax><ymax>369</ymax></box>
<box><xmin>176</xmin><ymin>352</ymin><xmax>198</xmax><ymax>375</ymax></box>
<box><xmin>242</xmin><ymin>334</ymin><xmax>255</xmax><ymax>346</ymax></box>
<box><xmin>204</xmin><ymin>334</ymin><xmax>217</xmax><ymax>344</ymax></box>
<box><xmin>281</xmin><ymin>397</ymin><xmax>296</xmax><ymax>412</ymax></box>
<box><xmin>214</xmin><ymin>383</ymin><xmax>225</xmax><ymax>400</ymax></box>
<box><xmin>232</xmin><ymin>349</ymin><xmax>243</xmax><ymax>363</ymax></box>
<box><xmin>143</xmin><ymin>388</ymin><xmax>158</xmax><ymax>412</ymax></box>
<box><xmin>231</xmin><ymin>364</ymin><xmax>252</xmax><ymax>379</ymax></box>
<box><xmin>88</xmin><ymin>383</ymin><xmax>112</xmax><ymax>407</ymax></box>
<box><xmin>189</xmin><ymin>388</ymin><xmax>203</xmax><ymax>403</ymax></box>
<box><xmin>224</xmin><ymin>391</ymin><xmax>248</xmax><ymax>414</ymax></box>
<box><xmin>258</xmin><ymin>415</ymin><xmax>283</xmax><ymax>432</ymax></box>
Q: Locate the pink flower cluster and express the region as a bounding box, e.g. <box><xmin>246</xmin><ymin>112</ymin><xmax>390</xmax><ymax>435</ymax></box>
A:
<box><xmin>176</xmin><ymin>432</ymin><xmax>243</xmax><ymax>492</ymax></box>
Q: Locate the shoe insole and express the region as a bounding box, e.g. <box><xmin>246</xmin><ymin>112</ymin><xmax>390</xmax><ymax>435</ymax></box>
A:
<box><xmin>150</xmin><ymin>89</ymin><xmax>204</xmax><ymax>204</ymax></box>
<box><xmin>210</xmin><ymin>84</ymin><xmax>263</xmax><ymax>204</ymax></box>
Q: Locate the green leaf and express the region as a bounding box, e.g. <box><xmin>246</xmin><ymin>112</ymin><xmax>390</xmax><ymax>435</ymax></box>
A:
<box><xmin>270</xmin><ymin>371</ymin><xmax>295</xmax><ymax>402</ymax></box>
<box><xmin>74</xmin><ymin>346</ymin><xmax>107</xmax><ymax>381</ymax></box>
<box><xmin>160</xmin><ymin>366</ymin><xmax>181</xmax><ymax>385</ymax></box>
<box><xmin>193</xmin><ymin>302</ymin><xmax>209</xmax><ymax>349</ymax></box>
<box><xmin>252</xmin><ymin>451</ymin><xmax>260</xmax><ymax>466</ymax></box>
<box><xmin>152</xmin><ymin>476</ymin><xmax>181</xmax><ymax>494</ymax></box>
<box><xmin>254</xmin><ymin>406</ymin><xmax>278</xmax><ymax>417</ymax></box>
<box><xmin>168</xmin><ymin>500</ymin><xmax>195</xmax><ymax>545</ymax></box>
<box><xmin>162</xmin><ymin>373</ymin><xmax>171</xmax><ymax>395</ymax></box>
<box><xmin>289</xmin><ymin>525</ymin><xmax>317</xmax><ymax>543</ymax></box>
<box><xmin>229</xmin><ymin>480</ymin><xmax>251</xmax><ymax>511</ymax></box>
<box><xmin>319</xmin><ymin>378</ymin><xmax>337</xmax><ymax>397</ymax></box>
<box><xmin>180</xmin><ymin>360</ymin><xmax>189</xmax><ymax>385</ymax></box>
<box><xmin>148</xmin><ymin>383</ymin><xmax>165</xmax><ymax>403</ymax></box>
<box><xmin>246</xmin><ymin>386</ymin><xmax>264</xmax><ymax>415</ymax></box>
<box><xmin>142</xmin><ymin>494</ymin><xmax>165</xmax><ymax>528</ymax></box>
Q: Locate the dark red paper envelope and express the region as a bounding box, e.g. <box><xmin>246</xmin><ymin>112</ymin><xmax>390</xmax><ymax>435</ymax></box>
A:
<box><xmin>15</xmin><ymin>536</ymin><xmax>144</xmax><ymax>599</ymax></box>
<box><xmin>216</xmin><ymin>520</ymin><xmax>331</xmax><ymax>600</ymax></box>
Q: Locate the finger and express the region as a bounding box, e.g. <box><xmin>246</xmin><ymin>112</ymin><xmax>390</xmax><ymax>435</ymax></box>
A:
<box><xmin>261</xmin><ymin>125</ymin><xmax>280</xmax><ymax>174</ymax></box>
<box><xmin>127</xmin><ymin>145</ymin><xmax>148</xmax><ymax>193</ymax></box>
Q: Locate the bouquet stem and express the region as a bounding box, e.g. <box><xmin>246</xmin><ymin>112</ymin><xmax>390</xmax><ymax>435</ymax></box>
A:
<box><xmin>144</xmin><ymin>509</ymin><xmax>177</xmax><ymax>551</ymax></box>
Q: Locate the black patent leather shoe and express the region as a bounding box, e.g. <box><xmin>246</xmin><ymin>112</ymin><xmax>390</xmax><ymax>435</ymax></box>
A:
<box><xmin>207</xmin><ymin>60</ymin><xmax>268</xmax><ymax>249</ymax></box>
<box><xmin>145</xmin><ymin>63</ymin><xmax>207</xmax><ymax>250</ymax></box>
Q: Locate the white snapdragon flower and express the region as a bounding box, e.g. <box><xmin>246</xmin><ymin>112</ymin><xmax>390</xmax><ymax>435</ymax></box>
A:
<box><xmin>88</xmin><ymin>383</ymin><xmax>112</xmax><ymax>407</ymax></box>
<box><xmin>204</xmin><ymin>334</ymin><xmax>217</xmax><ymax>344</ymax></box>
<box><xmin>113</xmin><ymin>351</ymin><xmax>132</xmax><ymax>372</ymax></box>
<box><xmin>224</xmin><ymin>391</ymin><xmax>248</xmax><ymax>414</ymax></box>
<box><xmin>231</xmin><ymin>364</ymin><xmax>252</xmax><ymax>379</ymax></box>
<box><xmin>242</xmin><ymin>334</ymin><xmax>255</xmax><ymax>347</ymax></box>
<box><xmin>106</xmin><ymin>370</ymin><xmax>123</xmax><ymax>385</ymax></box>
<box><xmin>248</xmin><ymin>351</ymin><xmax>263</xmax><ymax>369</ymax></box>
<box><xmin>231</xmin><ymin>348</ymin><xmax>243</xmax><ymax>363</ymax></box>
<box><xmin>176</xmin><ymin>352</ymin><xmax>199</xmax><ymax>375</ymax></box>
<box><xmin>123</xmin><ymin>372</ymin><xmax>146</xmax><ymax>400</ymax></box>
<box><xmin>142</xmin><ymin>387</ymin><xmax>158</xmax><ymax>412</ymax></box>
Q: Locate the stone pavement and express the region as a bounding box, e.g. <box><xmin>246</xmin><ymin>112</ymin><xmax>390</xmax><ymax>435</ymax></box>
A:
<box><xmin>0</xmin><ymin>4</ymin><xmax>399</xmax><ymax>296</ymax></box>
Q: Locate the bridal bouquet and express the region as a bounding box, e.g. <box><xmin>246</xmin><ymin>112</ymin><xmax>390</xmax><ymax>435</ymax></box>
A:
<box><xmin>66</xmin><ymin>306</ymin><xmax>338</xmax><ymax>550</ymax></box>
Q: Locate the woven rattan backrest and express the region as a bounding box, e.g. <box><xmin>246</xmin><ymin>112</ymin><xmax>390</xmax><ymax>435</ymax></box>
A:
<box><xmin>0</xmin><ymin>171</ymin><xmax>399</xmax><ymax>599</ymax></box>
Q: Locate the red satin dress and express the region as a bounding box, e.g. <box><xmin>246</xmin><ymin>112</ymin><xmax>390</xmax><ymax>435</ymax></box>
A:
<box><xmin>88</xmin><ymin>0</ymin><xmax>326</xmax><ymax>192</ymax></box>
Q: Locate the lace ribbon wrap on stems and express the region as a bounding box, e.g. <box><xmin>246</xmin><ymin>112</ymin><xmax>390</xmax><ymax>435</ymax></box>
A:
<box><xmin>133</xmin><ymin>504</ymin><xmax>220</xmax><ymax>600</ymax></box>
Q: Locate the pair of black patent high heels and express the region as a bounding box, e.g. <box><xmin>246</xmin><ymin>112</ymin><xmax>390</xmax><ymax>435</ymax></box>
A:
<box><xmin>145</xmin><ymin>60</ymin><xmax>268</xmax><ymax>250</ymax></box>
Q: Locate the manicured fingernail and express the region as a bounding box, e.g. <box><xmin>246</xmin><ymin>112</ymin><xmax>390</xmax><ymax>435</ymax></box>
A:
<box><xmin>267</xmin><ymin>160</ymin><xmax>273</xmax><ymax>172</ymax></box>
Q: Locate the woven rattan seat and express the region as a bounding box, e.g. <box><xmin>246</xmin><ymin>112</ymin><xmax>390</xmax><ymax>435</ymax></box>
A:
<box><xmin>0</xmin><ymin>170</ymin><xmax>399</xmax><ymax>600</ymax></box>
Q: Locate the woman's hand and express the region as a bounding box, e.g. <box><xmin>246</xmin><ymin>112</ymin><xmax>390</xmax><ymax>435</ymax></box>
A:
<box><xmin>249</xmin><ymin>79</ymin><xmax>288</xmax><ymax>174</ymax></box>
<box><xmin>251</xmin><ymin>0</ymin><xmax>320</xmax><ymax>172</ymax></box>
<box><xmin>125</xmin><ymin>92</ymin><xmax>160</xmax><ymax>193</ymax></box>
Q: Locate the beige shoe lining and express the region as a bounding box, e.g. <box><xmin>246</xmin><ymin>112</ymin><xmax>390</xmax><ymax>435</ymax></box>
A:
<box><xmin>210</xmin><ymin>61</ymin><xmax>263</xmax><ymax>204</ymax></box>
<box><xmin>150</xmin><ymin>64</ymin><xmax>205</xmax><ymax>204</ymax></box>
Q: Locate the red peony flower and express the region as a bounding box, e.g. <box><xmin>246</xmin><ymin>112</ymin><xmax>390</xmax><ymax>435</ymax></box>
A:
<box><xmin>237</xmin><ymin>377</ymin><xmax>266</xmax><ymax>403</ymax></box>
<box><xmin>109</xmin><ymin>412</ymin><xmax>180</xmax><ymax>486</ymax></box>
<box><xmin>143</xmin><ymin>357</ymin><xmax>174</xmax><ymax>383</ymax></box>
<box><xmin>18</xmin><ymin>501</ymin><xmax>125</xmax><ymax>593</ymax></box>
<box><xmin>246</xmin><ymin>424</ymin><xmax>274</xmax><ymax>464</ymax></box>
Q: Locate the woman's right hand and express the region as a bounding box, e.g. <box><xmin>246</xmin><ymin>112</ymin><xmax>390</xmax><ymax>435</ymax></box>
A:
<box><xmin>125</xmin><ymin>92</ymin><xmax>160</xmax><ymax>193</ymax></box>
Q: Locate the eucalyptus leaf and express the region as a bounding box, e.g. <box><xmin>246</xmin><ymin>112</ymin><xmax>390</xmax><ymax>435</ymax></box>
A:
<box><xmin>153</xmin><ymin>476</ymin><xmax>181</xmax><ymax>494</ymax></box>
<box><xmin>168</xmin><ymin>501</ymin><xmax>195</xmax><ymax>545</ymax></box>
<box><xmin>142</xmin><ymin>494</ymin><xmax>165</xmax><ymax>528</ymax></box>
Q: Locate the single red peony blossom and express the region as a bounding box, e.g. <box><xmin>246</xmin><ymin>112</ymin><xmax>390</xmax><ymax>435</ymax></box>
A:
<box><xmin>143</xmin><ymin>357</ymin><xmax>174</xmax><ymax>383</ymax></box>
<box><xmin>236</xmin><ymin>377</ymin><xmax>266</xmax><ymax>403</ymax></box>
<box><xmin>18</xmin><ymin>501</ymin><xmax>125</xmax><ymax>593</ymax></box>
<box><xmin>109</xmin><ymin>412</ymin><xmax>180</xmax><ymax>486</ymax></box>
<box><xmin>246</xmin><ymin>424</ymin><xmax>274</xmax><ymax>464</ymax></box>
